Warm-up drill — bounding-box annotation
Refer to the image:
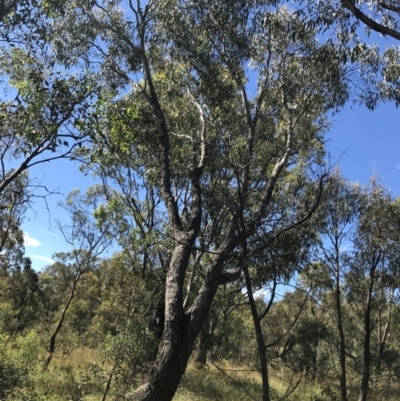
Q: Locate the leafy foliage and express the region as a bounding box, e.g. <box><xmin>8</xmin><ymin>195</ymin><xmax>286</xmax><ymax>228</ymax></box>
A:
<box><xmin>1</xmin><ymin>1</ymin><xmax>400</xmax><ymax>401</ymax></box>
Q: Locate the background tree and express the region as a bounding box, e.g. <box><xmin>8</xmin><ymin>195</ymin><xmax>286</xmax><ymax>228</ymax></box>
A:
<box><xmin>346</xmin><ymin>179</ymin><xmax>400</xmax><ymax>401</ymax></box>
<box><xmin>3</xmin><ymin>0</ymin><xmax>400</xmax><ymax>400</ymax></box>
<box><xmin>47</xmin><ymin>2</ymin><xmax>348</xmax><ymax>399</ymax></box>
<box><xmin>296</xmin><ymin>175</ymin><xmax>400</xmax><ymax>401</ymax></box>
<box><xmin>0</xmin><ymin>174</ymin><xmax>28</xmax><ymax>271</ymax></box>
<box><xmin>0</xmin><ymin>4</ymin><xmax>99</xmax><ymax>208</ymax></box>
<box><xmin>298</xmin><ymin>0</ymin><xmax>400</xmax><ymax>108</ymax></box>
<box><xmin>44</xmin><ymin>189</ymin><xmax>112</xmax><ymax>368</ymax></box>
<box><xmin>311</xmin><ymin>172</ymin><xmax>362</xmax><ymax>401</ymax></box>
<box><xmin>84</xmin><ymin>253</ymin><xmax>160</xmax><ymax>399</ymax></box>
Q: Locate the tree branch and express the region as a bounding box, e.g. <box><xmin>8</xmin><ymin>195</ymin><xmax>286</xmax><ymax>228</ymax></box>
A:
<box><xmin>341</xmin><ymin>0</ymin><xmax>400</xmax><ymax>40</ymax></box>
<box><xmin>211</xmin><ymin>362</ymin><xmax>258</xmax><ymax>401</ymax></box>
<box><xmin>378</xmin><ymin>1</ymin><xmax>400</xmax><ymax>14</ymax></box>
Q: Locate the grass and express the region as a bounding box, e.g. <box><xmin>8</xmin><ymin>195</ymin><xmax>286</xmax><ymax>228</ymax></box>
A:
<box><xmin>7</xmin><ymin>347</ymin><xmax>400</xmax><ymax>401</ymax></box>
<box><xmin>174</xmin><ymin>363</ymin><xmax>400</xmax><ymax>401</ymax></box>
<box><xmin>175</xmin><ymin>363</ymin><xmax>344</xmax><ymax>401</ymax></box>
<box><xmin>174</xmin><ymin>362</ymin><xmax>312</xmax><ymax>401</ymax></box>
<box><xmin>174</xmin><ymin>364</ymin><xmax>261</xmax><ymax>401</ymax></box>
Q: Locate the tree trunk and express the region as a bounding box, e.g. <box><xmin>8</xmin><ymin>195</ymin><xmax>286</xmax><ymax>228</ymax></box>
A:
<box><xmin>102</xmin><ymin>367</ymin><xmax>114</xmax><ymax>401</ymax></box>
<box><xmin>311</xmin><ymin>341</ymin><xmax>318</xmax><ymax>383</ymax></box>
<box><xmin>243</xmin><ymin>263</ymin><xmax>271</xmax><ymax>401</ymax></box>
<box><xmin>254</xmin><ymin>320</ymin><xmax>272</xmax><ymax>401</ymax></box>
<box><xmin>43</xmin><ymin>275</ymin><xmax>79</xmax><ymax>369</ymax></box>
<box><xmin>194</xmin><ymin>332</ymin><xmax>208</xmax><ymax>365</ymax></box>
<box><xmin>127</xmin><ymin>332</ymin><xmax>193</xmax><ymax>401</ymax></box>
<box><xmin>126</xmin><ymin>285</ymin><xmax>218</xmax><ymax>401</ymax></box>
<box><xmin>358</xmin><ymin>267</ymin><xmax>376</xmax><ymax>401</ymax></box>
<box><xmin>358</xmin><ymin>299</ymin><xmax>372</xmax><ymax>401</ymax></box>
<box><xmin>335</xmin><ymin>266</ymin><xmax>348</xmax><ymax>401</ymax></box>
<box><xmin>378</xmin><ymin>286</ymin><xmax>392</xmax><ymax>363</ymax></box>
<box><xmin>127</xmin><ymin>238</ymin><xmax>223</xmax><ymax>401</ymax></box>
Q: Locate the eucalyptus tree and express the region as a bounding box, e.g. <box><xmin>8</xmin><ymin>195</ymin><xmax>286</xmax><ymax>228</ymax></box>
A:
<box><xmin>0</xmin><ymin>5</ymin><xmax>98</xmax><ymax>199</ymax></box>
<box><xmin>242</xmin><ymin>215</ymin><xmax>319</xmax><ymax>400</ymax></box>
<box><xmin>312</xmin><ymin>172</ymin><xmax>362</xmax><ymax>401</ymax></box>
<box><xmin>309</xmin><ymin>176</ymin><xmax>400</xmax><ymax>401</ymax></box>
<box><xmin>302</xmin><ymin>0</ymin><xmax>400</xmax><ymax>41</ymax></box>
<box><xmin>0</xmin><ymin>56</ymin><xmax>95</xmax><ymax>195</ymax></box>
<box><xmin>0</xmin><ymin>7</ymin><xmax>95</xmax><ymax>271</ymax></box>
<box><xmin>44</xmin><ymin>1</ymin><xmax>349</xmax><ymax>400</ymax></box>
<box><xmin>84</xmin><ymin>177</ymin><xmax>170</xmax><ymax>345</ymax></box>
<box><xmin>298</xmin><ymin>0</ymin><xmax>400</xmax><ymax>109</ymax></box>
<box><xmin>90</xmin><ymin>253</ymin><xmax>161</xmax><ymax>400</ymax></box>
<box><xmin>0</xmin><ymin>174</ymin><xmax>27</xmax><ymax>271</ymax></box>
<box><xmin>43</xmin><ymin>189</ymin><xmax>112</xmax><ymax>368</ymax></box>
<box><xmin>1</xmin><ymin>257</ymin><xmax>41</xmax><ymax>335</ymax></box>
<box><xmin>347</xmin><ymin>180</ymin><xmax>400</xmax><ymax>401</ymax></box>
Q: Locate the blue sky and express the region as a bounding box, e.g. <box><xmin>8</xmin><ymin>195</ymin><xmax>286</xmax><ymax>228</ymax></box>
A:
<box><xmin>21</xmin><ymin>100</ymin><xmax>400</xmax><ymax>271</ymax></box>
<box><xmin>19</xmin><ymin>20</ymin><xmax>400</xmax><ymax>271</ymax></box>
<box><xmin>327</xmin><ymin>102</ymin><xmax>400</xmax><ymax>193</ymax></box>
<box><xmin>22</xmin><ymin>159</ymin><xmax>101</xmax><ymax>269</ymax></box>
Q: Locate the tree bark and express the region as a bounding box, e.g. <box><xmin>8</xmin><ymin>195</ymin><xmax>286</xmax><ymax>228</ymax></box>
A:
<box><xmin>358</xmin><ymin>296</ymin><xmax>372</xmax><ymax>401</ymax></box>
<box><xmin>123</xmin><ymin>11</ymin><xmax>304</xmax><ymax>397</ymax></box>
<box><xmin>127</xmin><ymin>332</ymin><xmax>193</xmax><ymax>401</ymax></box>
<box><xmin>127</xmin><ymin>234</ymin><xmax>227</xmax><ymax>401</ymax></box>
<box><xmin>43</xmin><ymin>273</ymin><xmax>80</xmax><ymax>370</ymax></box>
<box><xmin>335</xmin><ymin>254</ymin><xmax>348</xmax><ymax>401</ymax></box>
<box><xmin>243</xmin><ymin>262</ymin><xmax>272</xmax><ymax>401</ymax></box>
<box><xmin>126</xmin><ymin>286</ymin><xmax>220</xmax><ymax>401</ymax></box>
<box><xmin>378</xmin><ymin>286</ymin><xmax>393</xmax><ymax>361</ymax></box>
<box><xmin>194</xmin><ymin>332</ymin><xmax>208</xmax><ymax>365</ymax></box>
<box><xmin>358</xmin><ymin>263</ymin><xmax>377</xmax><ymax>401</ymax></box>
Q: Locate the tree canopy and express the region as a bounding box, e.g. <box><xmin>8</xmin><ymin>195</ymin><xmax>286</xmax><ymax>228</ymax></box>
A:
<box><xmin>1</xmin><ymin>1</ymin><xmax>400</xmax><ymax>401</ymax></box>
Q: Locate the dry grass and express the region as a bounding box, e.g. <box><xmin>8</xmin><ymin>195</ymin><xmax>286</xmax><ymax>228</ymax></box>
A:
<box><xmin>175</xmin><ymin>362</ymin><xmax>338</xmax><ymax>401</ymax></box>
<box><xmin>174</xmin><ymin>362</ymin><xmax>301</xmax><ymax>401</ymax></box>
<box><xmin>12</xmin><ymin>351</ymin><xmax>400</xmax><ymax>401</ymax></box>
<box><xmin>174</xmin><ymin>363</ymin><xmax>400</xmax><ymax>401</ymax></box>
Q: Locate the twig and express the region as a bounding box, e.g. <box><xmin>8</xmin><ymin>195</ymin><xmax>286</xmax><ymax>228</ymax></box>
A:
<box><xmin>278</xmin><ymin>371</ymin><xmax>302</xmax><ymax>401</ymax></box>
<box><xmin>212</xmin><ymin>362</ymin><xmax>258</xmax><ymax>401</ymax></box>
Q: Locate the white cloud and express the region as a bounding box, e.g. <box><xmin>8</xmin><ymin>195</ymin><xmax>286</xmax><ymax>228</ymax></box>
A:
<box><xmin>253</xmin><ymin>288</ymin><xmax>267</xmax><ymax>299</ymax></box>
<box><xmin>46</xmin><ymin>231</ymin><xmax>58</xmax><ymax>237</ymax></box>
<box><xmin>28</xmin><ymin>255</ymin><xmax>55</xmax><ymax>265</ymax></box>
<box><xmin>23</xmin><ymin>232</ymin><xmax>41</xmax><ymax>247</ymax></box>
